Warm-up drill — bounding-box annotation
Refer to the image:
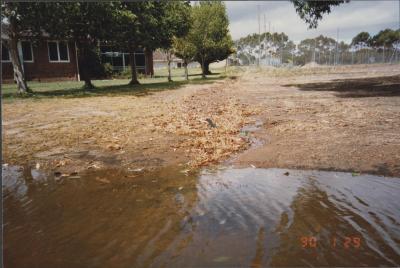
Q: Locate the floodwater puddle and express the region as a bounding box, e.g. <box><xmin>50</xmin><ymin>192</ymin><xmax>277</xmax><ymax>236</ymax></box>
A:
<box><xmin>3</xmin><ymin>165</ymin><xmax>400</xmax><ymax>267</ymax></box>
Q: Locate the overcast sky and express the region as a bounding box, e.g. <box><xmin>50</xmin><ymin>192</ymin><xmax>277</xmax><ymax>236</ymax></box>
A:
<box><xmin>226</xmin><ymin>1</ymin><xmax>400</xmax><ymax>43</ymax></box>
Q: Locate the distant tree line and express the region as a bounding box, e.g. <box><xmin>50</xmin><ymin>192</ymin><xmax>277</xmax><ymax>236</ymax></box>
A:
<box><xmin>234</xmin><ymin>28</ymin><xmax>400</xmax><ymax>66</ymax></box>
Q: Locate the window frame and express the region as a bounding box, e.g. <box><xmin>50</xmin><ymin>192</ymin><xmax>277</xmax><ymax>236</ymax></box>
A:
<box><xmin>47</xmin><ymin>41</ymin><xmax>70</xmax><ymax>63</ymax></box>
<box><xmin>1</xmin><ymin>43</ymin><xmax>11</xmax><ymax>63</ymax></box>
<box><xmin>21</xmin><ymin>40</ymin><xmax>34</xmax><ymax>63</ymax></box>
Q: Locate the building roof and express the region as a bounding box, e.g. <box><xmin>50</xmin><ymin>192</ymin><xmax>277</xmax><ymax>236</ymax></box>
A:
<box><xmin>152</xmin><ymin>49</ymin><xmax>182</xmax><ymax>62</ymax></box>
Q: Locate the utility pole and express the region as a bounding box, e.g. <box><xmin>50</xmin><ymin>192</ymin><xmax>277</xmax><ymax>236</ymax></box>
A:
<box><xmin>292</xmin><ymin>50</ymin><xmax>294</xmax><ymax>65</ymax></box>
<box><xmin>267</xmin><ymin>21</ymin><xmax>271</xmax><ymax>66</ymax></box>
<box><xmin>313</xmin><ymin>38</ymin><xmax>317</xmax><ymax>63</ymax></box>
<box><xmin>263</xmin><ymin>14</ymin><xmax>267</xmax><ymax>65</ymax></box>
<box><xmin>272</xmin><ymin>25</ymin><xmax>275</xmax><ymax>66</ymax></box>
<box><xmin>396</xmin><ymin>0</ymin><xmax>400</xmax><ymax>62</ymax></box>
<box><xmin>257</xmin><ymin>5</ymin><xmax>261</xmax><ymax>66</ymax></box>
<box><xmin>335</xmin><ymin>28</ymin><xmax>339</xmax><ymax>65</ymax></box>
<box><xmin>281</xmin><ymin>34</ymin><xmax>284</xmax><ymax>65</ymax></box>
<box><xmin>264</xmin><ymin>13</ymin><xmax>266</xmax><ymax>34</ymax></box>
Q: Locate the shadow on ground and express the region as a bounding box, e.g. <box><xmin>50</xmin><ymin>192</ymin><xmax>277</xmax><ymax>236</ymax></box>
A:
<box><xmin>284</xmin><ymin>75</ymin><xmax>400</xmax><ymax>98</ymax></box>
<box><xmin>2</xmin><ymin>76</ymin><xmax>226</xmax><ymax>100</ymax></box>
<box><xmin>153</xmin><ymin>72</ymin><xmax>222</xmax><ymax>79</ymax></box>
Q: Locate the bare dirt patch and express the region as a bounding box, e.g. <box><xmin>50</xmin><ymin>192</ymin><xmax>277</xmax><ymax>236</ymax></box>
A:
<box><xmin>231</xmin><ymin>64</ymin><xmax>400</xmax><ymax>176</ymax></box>
<box><xmin>2</xmin><ymin>77</ymin><xmax>259</xmax><ymax>173</ymax></box>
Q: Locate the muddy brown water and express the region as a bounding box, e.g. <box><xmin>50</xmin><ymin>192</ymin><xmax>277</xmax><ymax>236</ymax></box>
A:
<box><xmin>3</xmin><ymin>165</ymin><xmax>400</xmax><ymax>267</ymax></box>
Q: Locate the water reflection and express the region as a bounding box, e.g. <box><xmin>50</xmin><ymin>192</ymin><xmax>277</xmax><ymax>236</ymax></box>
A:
<box><xmin>3</xmin><ymin>166</ymin><xmax>400</xmax><ymax>267</ymax></box>
<box><xmin>270</xmin><ymin>176</ymin><xmax>400</xmax><ymax>266</ymax></box>
<box><xmin>3</xmin><ymin>166</ymin><xmax>199</xmax><ymax>268</ymax></box>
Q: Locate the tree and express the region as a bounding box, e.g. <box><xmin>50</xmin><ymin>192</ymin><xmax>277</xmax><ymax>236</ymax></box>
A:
<box><xmin>371</xmin><ymin>28</ymin><xmax>400</xmax><ymax>48</ymax></box>
<box><xmin>173</xmin><ymin>36</ymin><xmax>196</xmax><ymax>80</ymax></box>
<box><xmin>189</xmin><ymin>2</ymin><xmax>234</xmax><ymax>77</ymax></box>
<box><xmin>351</xmin><ymin>32</ymin><xmax>371</xmax><ymax>46</ymax></box>
<box><xmin>291</xmin><ymin>0</ymin><xmax>348</xmax><ymax>28</ymax></box>
<box><xmin>113</xmin><ymin>2</ymin><xmax>190</xmax><ymax>85</ymax></box>
<box><xmin>296</xmin><ymin>35</ymin><xmax>338</xmax><ymax>65</ymax></box>
<box><xmin>148</xmin><ymin>2</ymin><xmax>191</xmax><ymax>82</ymax></box>
<box><xmin>40</xmin><ymin>2</ymin><xmax>120</xmax><ymax>89</ymax></box>
<box><xmin>1</xmin><ymin>2</ymin><xmax>43</xmax><ymax>93</ymax></box>
<box><xmin>113</xmin><ymin>2</ymin><xmax>158</xmax><ymax>85</ymax></box>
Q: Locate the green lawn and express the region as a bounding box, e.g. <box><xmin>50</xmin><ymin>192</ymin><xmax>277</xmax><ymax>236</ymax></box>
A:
<box><xmin>2</xmin><ymin>66</ymin><xmax>239</xmax><ymax>100</ymax></box>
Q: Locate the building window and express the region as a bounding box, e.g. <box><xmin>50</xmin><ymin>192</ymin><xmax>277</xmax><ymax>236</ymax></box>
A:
<box><xmin>21</xmin><ymin>41</ymin><xmax>33</xmax><ymax>62</ymax></box>
<box><xmin>2</xmin><ymin>44</ymin><xmax>11</xmax><ymax>62</ymax></box>
<box><xmin>48</xmin><ymin>42</ymin><xmax>58</xmax><ymax>61</ymax></box>
<box><xmin>48</xmin><ymin>41</ymin><xmax>70</xmax><ymax>62</ymax></box>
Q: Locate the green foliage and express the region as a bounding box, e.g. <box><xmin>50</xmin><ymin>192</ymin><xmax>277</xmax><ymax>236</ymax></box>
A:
<box><xmin>350</xmin><ymin>29</ymin><xmax>400</xmax><ymax>48</ymax></box>
<box><xmin>298</xmin><ymin>35</ymin><xmax>336</xmax><ymax>51</ymax></box>
<box><xmin>170</xmin><ymin>3</ymin><xmax>196</xmax><ymax>63</ymax></box>
<box><xmin>173</xmin><ymin>36</ymin><xmax>196</xmax><ymax>64</ymax></box>
<box><xmin>295</xmin><ymin>35</ymin><xmax>339</xmax><ymax>65</ymax></box>
<box><xmin>351</xmin><ymin>32</ymin><xmax>371</xmax><ymax>46</ymax></box>
<box><xmin>1</xmin><ymin>3</ymin><xmax>43</xmax><ymax>40</ymax></box>
<box><xmin>112</xmin><ymin>2</ymin><xmax>191</xmax><ymax>50</ymax></box>
<box><xmin>113</xmin><ymin>2</ymin><xmax>159</xmax><ymax>50</ymax></box>
<box><xmin>33</xmin><ymin>2</ymin><xmax>124</xmax><ymax>88</ymax></box>
<box><xmin>81</xmin><ymin>48</ymin><xmax>107</xmax><ymax>79</ymax></box>
<box><xmin>187</xmin><ymin>2</ymin><xmax>234</xmax><ymax>75</ymax></box>
<box><xmin>157</xmin><ymin>2</ymin><xmax>191</xmax><ymax>50</ymax></box>
<box><xmin>370</xmin><ymin>29</ymin><xmax>400</xmax><ymax>47</ymax></box>
<box><xmin>290</xmin><ymin>0</ymin><xmax>347</xmax><ymax>28</ymax></box>
<box><xmin>103</xmin><ymin>63</ymin><xmax>114</xmax><ymax>78</ymax></box>
<box><xmin>236</xmin><ymin>32</ymin><xmax>291</xmax><ymax>50</ymax></box>
<box><xmin>110</xmin><ymin>2</ymin><xmax>191</xmax><ymax>83</ymax></box>
<box><xmin>39</xmin><ymin>2</ymin><xmax>121</xmax><ymax>44</ymax></box>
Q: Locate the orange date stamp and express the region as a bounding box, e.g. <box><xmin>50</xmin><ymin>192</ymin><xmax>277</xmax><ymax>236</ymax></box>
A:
<box><xmin>300</xmin><ymin>236</ymin><xmax>361</xmax><ymax>249</ymax></box>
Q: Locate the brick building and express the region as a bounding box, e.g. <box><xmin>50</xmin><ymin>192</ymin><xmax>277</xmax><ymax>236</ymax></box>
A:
<box><xmin>1</xmin><ymin>38</ymin><xmax>154</xmax><ymax>82</ymax></box>
<box><xmin>2</xmin><ymin>40</ymin><xmax>80</xmax><ymax>82</ymax></box>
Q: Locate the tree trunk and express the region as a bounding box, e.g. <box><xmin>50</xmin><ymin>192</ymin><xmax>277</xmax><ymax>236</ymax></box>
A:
<box><xmin>76</xmin><ymin>42</ymin><xmax>94</xmax><ymax>89</ymax></box>
<box><xmin>184</xmin><ymin>61</ymin><xmax>189</xmax><ymax>81</ymax></box>
<box><xmin>167</xmin><ymin>50</ymin><xmax>172</xmax><ymax>82</ymax></box>
<box><xmin>204</xmin><ymin>62</ymin><xmax>212</xmax><ymax>75</ymax></box>
<box><xmin>7</xmin><ymin>38</ymin><xmax>31</xmax><ymax>94</ymax></box>
<box><xmin>201</xmin><ymin>55</ymin><xmax>206</xmax><ymax>78</ymax></box>
<box><xmin>129</xmin><ymin>45</ymin><xmax>140</xmax><ymax>85</ymax></box>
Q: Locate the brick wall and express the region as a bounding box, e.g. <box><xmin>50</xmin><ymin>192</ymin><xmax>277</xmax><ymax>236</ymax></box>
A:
<box><xmin>2</xmin><ymin>41</ymin><xmax>156</xmax><ymax>82</ymax></box>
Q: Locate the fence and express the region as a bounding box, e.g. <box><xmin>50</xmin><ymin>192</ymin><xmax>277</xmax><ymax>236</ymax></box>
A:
<box><xmin>233</xmin><ymin>47</ymin><xmax>400</xmax><ymax>67</ymax></box>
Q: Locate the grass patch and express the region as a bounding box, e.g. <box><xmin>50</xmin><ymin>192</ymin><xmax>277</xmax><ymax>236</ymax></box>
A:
<box><xmin>2</xmin><ymin>66</ymin><xmax>239</xmax><ymax>101</ymax></box>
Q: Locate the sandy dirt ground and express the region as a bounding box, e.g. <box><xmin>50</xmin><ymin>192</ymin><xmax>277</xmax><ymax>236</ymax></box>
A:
<box><xmin>3</xmin><ymin>64</ymin><xmax>400</xmax><ymax>176</ymax></box>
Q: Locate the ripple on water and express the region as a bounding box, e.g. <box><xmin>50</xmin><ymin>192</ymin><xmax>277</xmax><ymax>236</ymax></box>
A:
<box><xmin>3</xmin><ymin>165</ymin><xmax>400</xmax><ymax>267</ymax></box>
